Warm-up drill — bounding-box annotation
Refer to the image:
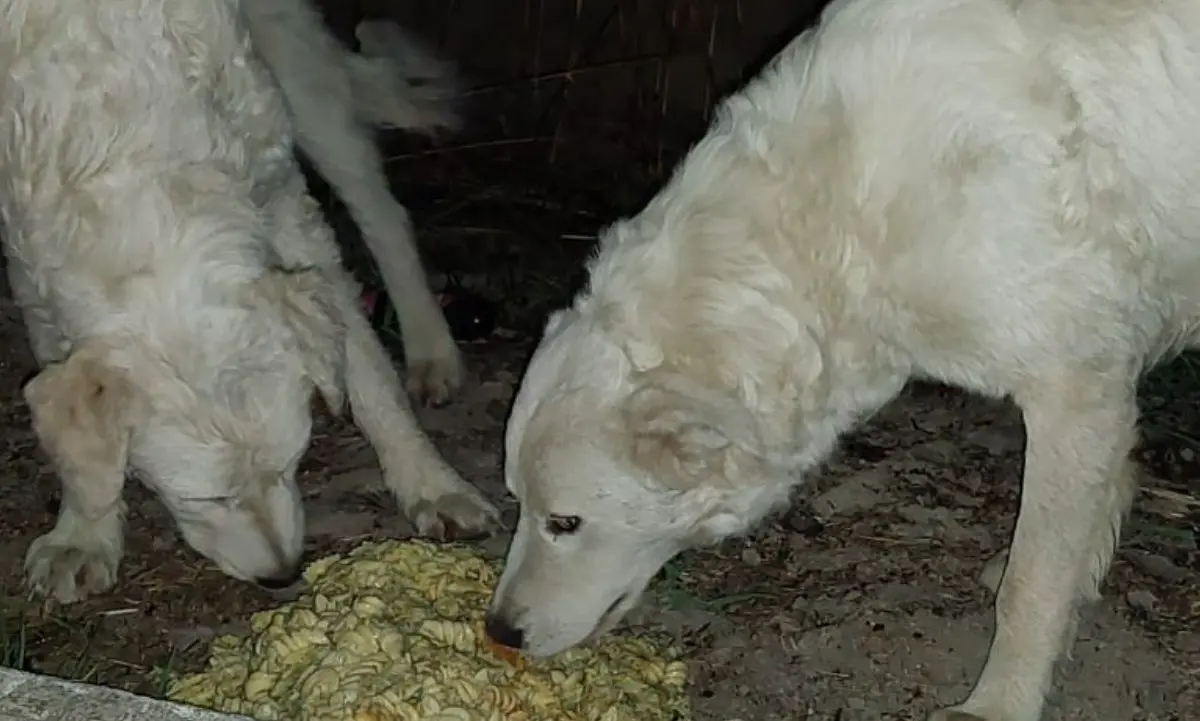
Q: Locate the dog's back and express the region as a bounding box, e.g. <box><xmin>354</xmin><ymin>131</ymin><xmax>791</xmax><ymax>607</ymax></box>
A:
<box><xmin>0</xmin><ymin>0</ymin><xmax>452</xmax><ymax>370</ymax></box>
<box><xmin>0</xmin><ymin>0</ymin><xmax>291</xmax><ymax>357</ymax></box>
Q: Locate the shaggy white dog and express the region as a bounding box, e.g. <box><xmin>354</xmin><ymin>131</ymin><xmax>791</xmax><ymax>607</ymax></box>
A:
<box><xmin>0</xmin><ymin>0</ymin><xmax>499</xmax><ymax>603</ymax></box>
<box><xmin>486</xmin><ymin>0</ymin><xmax>1200</xmax><ymax>719</ymax></box>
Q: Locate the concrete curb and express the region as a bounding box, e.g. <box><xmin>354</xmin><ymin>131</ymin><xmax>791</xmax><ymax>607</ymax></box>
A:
<box><xmin>0</xmin><ymin>668</ymin><xmax>253</xmax><ymax>721</ymax></box>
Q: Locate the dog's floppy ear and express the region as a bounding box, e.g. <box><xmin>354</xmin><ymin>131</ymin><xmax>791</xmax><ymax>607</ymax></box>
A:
<box><xmin>622</xmin><ymin>370</ymin><xmax>764</xmax><ymax>490</ymax></box>
<box><xmin>250</xmin><ymin>267</ymin><xmax>346</xmax><ymax>412</ymax></box>
<box><xmin>24</xmin><ymin>341</ymin><xmax>146</xmax><ymax>510</ymax></box>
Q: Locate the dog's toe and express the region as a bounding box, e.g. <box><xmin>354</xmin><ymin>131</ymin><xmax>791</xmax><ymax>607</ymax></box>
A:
<box><xmin>409</xmin><ymin>492</ymin><xmax>501</xmax><ymax>542</ymax></box>
<box><xmin>406</xmin><ymin>354</ymin><xmax>464</xmax><ymax>408</ymax></box>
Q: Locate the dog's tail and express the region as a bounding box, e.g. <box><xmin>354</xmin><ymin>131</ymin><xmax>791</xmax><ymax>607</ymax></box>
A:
<box><xmin>240</xmin><ymin>0</ymin><xmax>460</xmax><ymax>137</ymax></box>
<box><xmin>347</xmin><ymin>20</ymin><xmax>460</xmax><ymax>134</ymax></box>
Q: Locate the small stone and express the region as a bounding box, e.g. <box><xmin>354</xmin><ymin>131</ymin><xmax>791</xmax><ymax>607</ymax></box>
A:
<box><xmin>909</xmin><ymin>439</ymin><xmax>962</xmax><ymax>464</ymax></box>
<box><xmin>897</xmin><ymin>504</ymin><xmax>949</xmax><ymax>525</ymax></box>
<box><xmin>1125</xmin><ymin>589</ymin><xmax>1158</xmax><ymax>615</ymax></box>
<box><xmin>323</xmin><ymin>467</ymin><xmax>385</xmax><ymax>496</ymax></box>
<box><xmin>1124</xmin><ymin>550</ymin><xmax>1189</xmax><ymax>583</ymax></box>
<box><xmin>811</xmin><ymin>469</ymin><xmax>890</xmax><ymax>518</ymax></box>
<box><xmin>1174</xmin><ymin>632</ymin><xmax>1200</xmax><ymax>653</ymax></box>
<box><xmin>965</xmin><ymin>426</ymin><xmax>1025</xmax><ymax>456</ymax></box>
<box><xmin>741</xmin><ymin>548</ymin><xmax>762</xmax><ymax>565</ymax></box>
<box><xmin>978</xmin><ymin>550</ymin><xmax>1009</xmax><ymax>595</ymax></box>
<box><xmin>784</xmin><ymin>510</ymin><xmax>825</xmax><ymax>536</ymax></box>
<box><xmin>1136</xmin><ymin>680</ymin><xmax>1170</xmax><ymax>714</ymax></box>
<box><xmin>479</xmin><ymin>531</ymin><xmax>514</xmax><ymax>559</ymax></box>
<box><xmin>947</xmin><ymin>489</ymin><xmax>985</xmax><ymax>508</ymax></box>
<box><xmin>492</xmin><ymin>369</ymin><xmax>518</xmax><ymax>384</ymax></box>
<box><xmin>485</xmin><ymin>399</ymin><xmax>510</xmax><ymax>421</ymax></box>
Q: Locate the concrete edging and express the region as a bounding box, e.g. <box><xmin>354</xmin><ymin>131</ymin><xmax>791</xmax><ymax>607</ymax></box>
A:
<box><xmin>0</xmin><ymin>668</ymin><xmax>252</xmax><ymax>721</ymax></box>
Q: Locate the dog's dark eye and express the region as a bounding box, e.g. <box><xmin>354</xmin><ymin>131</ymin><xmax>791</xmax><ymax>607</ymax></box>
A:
<box><xmin>545</xmin><ymin>514</ymin><xmax>582</xmax><ymax>536</ymax></box>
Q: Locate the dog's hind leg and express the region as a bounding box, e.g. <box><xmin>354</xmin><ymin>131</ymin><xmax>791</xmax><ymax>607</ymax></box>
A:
<box><xmin>302</xmin><ymin>132</ymin><xmax>463</xmax><ymax>408</ymax></box>
<box><xmin>242</xmin><ymin>0</ymin><xmax>463</xmax><ymax>407</ymax></box>
<box><xmin>929</xmin><ymin>365</ymin><xmax>1139</xmax><ymax>721</ymax></box>
<box><xmin>338</xmin><ymin>286</ymin><xmax>501</xmax><ymax>540</ymax></box>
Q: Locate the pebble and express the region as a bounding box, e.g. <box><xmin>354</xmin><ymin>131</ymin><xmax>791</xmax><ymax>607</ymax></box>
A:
<box><xmin>909</xmin><ymin>439</ymin><xmax>962</xmax><ymax>464</ymax></box>
<box><xmin>1124</xmin><ymin>550</ymin><xmax>1189</xmax><ymax>583</ymax></box>
<box><xmin>977</xmin><ymin>550</ymin><xmax>1008</xmax><ymax>595</ymax></box>
<box><xmin>964</xmin><ymin>426</ymin><xmax>1025</xmax><ymax>456</ymax></box>
<box><xmin>811</xmin><ymin>469</ymin><xmax>890</xmax><ymax>518</ymax></box>
<box><xmin>784</xmin><ymin>509</ymin><xmax>825</xmax><ymax>536</ymax></box>
<box><xmin>480</xmin><ymin>530</ymin><xmax>514</xmax><ymax>559</ymax></box>
<box><xmin>1174</xmin><ymin>632</ymin><xmax>1200</xmax><ymax>653</ymax></box>
<box><xmin>1125</xmin><ymin>589</ymin><xmax>1158</xmax><ymax>615</ymax></box>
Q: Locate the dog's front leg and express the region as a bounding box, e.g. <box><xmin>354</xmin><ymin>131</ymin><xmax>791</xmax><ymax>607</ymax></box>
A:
<box><xmin>930</xmin><ymin>368</ymin><xmax>1139</xmax><ymax>721</ymax></box>
<box><xmin>22</xmin><ymin>346</ymin><xmax>138</xmax><ymax>604</ymax></box>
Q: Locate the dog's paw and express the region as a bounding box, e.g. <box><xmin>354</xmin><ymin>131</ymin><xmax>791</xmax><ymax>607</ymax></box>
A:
<box><xmin>406</xmin><ymin>348</ymin><xmax>464</xmax><ymax>408</ymax></box>
<box><xmin>25</xmin><ymin>533</ymin><xmax>120</xmax><ymax>604</ymax></box>
<box><xmin>408</xmin><ymin>490</ymin><xmax>501</xmax><ymax>542</ymax></box>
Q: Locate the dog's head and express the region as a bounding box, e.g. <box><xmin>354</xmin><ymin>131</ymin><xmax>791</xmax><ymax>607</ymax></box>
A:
<box><xmin>25</xmin><ymin>267</ymin><xmax>345</xmax><ymax>590</ymax></box>
<box><xmin>486</xmin><ymin>302</ymin><xmax>792</xmax><ymax>657</ymax></box>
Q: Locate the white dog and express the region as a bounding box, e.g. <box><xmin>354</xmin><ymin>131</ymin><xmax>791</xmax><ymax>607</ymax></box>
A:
<box><xmin>0</xmin><ymin>0</ymin><xmax>499</xmax><ymax>604</ymax></box>
<box><xmin>485</xmin><ymin>0</ymin><xmax>1200</xmax><ymax>719</ymax></box>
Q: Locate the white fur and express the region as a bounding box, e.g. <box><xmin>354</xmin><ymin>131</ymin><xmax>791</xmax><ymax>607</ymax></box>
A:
<box><xmin>488</xmin><ymin>0</ymin><xmax>1200</xmax><ymax>719</ymax></box>
<box><xmin>240</xmin><ymin>1</ymin><xmax>465</xmax><ymax>404</ymax></box>
<box><xmin>0</xmin><ymin>0</ymin><xmax>499</xmax><ymax>603</ymax></box>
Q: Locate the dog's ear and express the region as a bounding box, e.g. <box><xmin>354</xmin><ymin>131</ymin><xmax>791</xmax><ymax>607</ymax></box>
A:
<box><xmin>622</xmin><ymin>371</ymin><xmax>763</xmax><ymax>490</ymax></box>
<box><xmin>24</xmin><ymin>342</ymin><xmax>146</xmax><ymax>510</ymax></box>
<box><xmin>250</xmin><ymin>267</ymin><xmax>346</xmax><ymax>412</ymax></box>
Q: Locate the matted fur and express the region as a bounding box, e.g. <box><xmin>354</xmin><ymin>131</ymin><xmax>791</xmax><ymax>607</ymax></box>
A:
<box><xmin>487</xmin><ymin>0</ymin><xmax>1200</xmax><ymax>719</ymax></box>
<box><xmin>0</xmin><ymin>0</ymin><xmax>499</xmax><ymax>604</ymax></box>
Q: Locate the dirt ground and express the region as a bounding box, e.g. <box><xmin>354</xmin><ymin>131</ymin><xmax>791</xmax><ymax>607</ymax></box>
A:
<box><xmin>0</xmin><ymin>146</ymin><xmax>1197</xmax><ymax>721</ymax></box>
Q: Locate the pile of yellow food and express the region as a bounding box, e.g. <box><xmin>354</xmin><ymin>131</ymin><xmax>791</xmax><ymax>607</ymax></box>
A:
<box><xmin>168</xmin><ymin>539</ymin><xmax>691</xmax><ymax>721</ymax></box>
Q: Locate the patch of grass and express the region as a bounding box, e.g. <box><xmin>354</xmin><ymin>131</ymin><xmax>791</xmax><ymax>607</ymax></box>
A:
<box><xmin>147</xmin><ymin>650</ymin><xmax>179</xmax><ymax>699</ymax></box>
<box><xmin>653</xmin><ymin>557</ymin><xmax>775</xmax><ymax>615</ymax></box>
<box><xmin>40</xmin><ymin>613</ymin><xmax>104</xmax><ymax>683</ymax></box>
<box><xmin>0</xmin><ymin>603</ymin><xmax>32</xmax><ymax>672</ymax></box>
<box><xmin>1135</xmin><ymin>351</ymin><xmax>1200</xmax><ymax>554</ymax></box>
<box><xmin>0</xmin><ymin>599</ymin><xmax>109</xmax><ymax>683</ymax></box>
<box><xmin>1127</xmin><ymin>516</ymin><xmax>1197</xmax><ymax>551</ymax></box>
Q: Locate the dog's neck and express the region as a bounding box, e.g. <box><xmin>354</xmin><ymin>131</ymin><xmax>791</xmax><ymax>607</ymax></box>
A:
<box><xmin>577</xmin><ymin>85</ymin><xmax>917</xmax><ymax>532</ymax></box>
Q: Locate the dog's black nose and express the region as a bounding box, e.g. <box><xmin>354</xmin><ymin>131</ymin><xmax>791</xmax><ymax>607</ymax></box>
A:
<box><xmin>484</xmin><ymin>613</ymin><xmax>525</xmax><ymax>650</ymax></box>
<box><xmin>255</xmin><ymin>566</ymin><xmax>303</xmax><ymax>591</ymax></box>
